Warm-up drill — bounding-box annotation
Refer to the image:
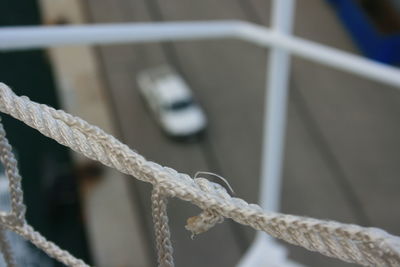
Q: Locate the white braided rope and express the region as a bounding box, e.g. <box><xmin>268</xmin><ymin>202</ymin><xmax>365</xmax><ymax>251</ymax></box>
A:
<box><xmin>0</xmin><ymin>110</ymin><xmax>88</xmax><ymax>267</ymax></box>
<box><xmin>151</xmin><ymin>186</ymin><xmax>174</xmax><ymax>267</ymax></box>
<box><xmin>0</xmin><ymin>121</ymin><xmax>26</xmax><ymax>228</ymax></box>
<box><xmin>3</xmin><ymin>223</ymin><xmax>88</xmax><ymax>267</ymax></box>
<box><xmin>0</xmin><ymin>226</ymin><xmax>16</xmax><ymax>267</ymax></box>
<box><xmin>0</xmin><ymin>82</ymin><xmax>399</xmax><ymax>266</ymax></box>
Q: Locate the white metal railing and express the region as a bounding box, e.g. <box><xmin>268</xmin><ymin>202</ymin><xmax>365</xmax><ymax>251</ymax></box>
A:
<box><xmin>242</xmin><ymin>1</ymin><xmax>297</xmax><ymax>266</ymax></box>
<box><xmin>1</xmin><ymin>0</ymin><xmax>400</xmax><ymax>265</ymax></box>
<box><xmin>1</xmin><ymin>23</ymin><xmax>399</xmax><ymax>87</ymax></box>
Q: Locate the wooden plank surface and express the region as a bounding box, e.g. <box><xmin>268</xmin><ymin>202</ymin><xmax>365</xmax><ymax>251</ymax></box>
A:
<box><xmin>84</xmin><ymin>0</ymin><xmax>400</xmax><ymax>266</ymax></box>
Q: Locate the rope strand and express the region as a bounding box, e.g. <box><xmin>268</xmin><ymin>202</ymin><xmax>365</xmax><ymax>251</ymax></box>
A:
<box><xmin>0</xmin><ymin>226</ymin><xmax>16</xmax><ymax>267</ymax></box>
<box><xmin>151</xmin><ymin>186</ymin><xmax>174</xmax><ymax>267</ymax></box>
<box><xmin>0</xmin><ymin>82</ymin><xmax>399</xmax><ymax>266</ymax></box>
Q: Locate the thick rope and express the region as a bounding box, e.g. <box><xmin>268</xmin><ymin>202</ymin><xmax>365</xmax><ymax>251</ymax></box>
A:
<box><xmin>151</xmin><ymin>186</ymin><xmax>174</xmax><ymax>267</ymax></box>
<box><xmin>0</xmin><ymin>105</ymin><xmax>88</xmax><ymax>267</ymax></box>
<box><xmin>0</xmin><ymin>226</ymin><xmax>16</xmax><ymax>267</ymax></box>
<box><xmin>4</xmin><ymin>223</ymin><xmax>88</xmax><ymax>267</ymax></box>
<box><xmin>185</xmin><ymin>178</ymin><xmax>226</xmax><ymax>235</ymax></box>
<box><xmin>0</xmin><ymin>82</ymin><xmax>399</xmax><ymax>266</ymax></box>
<box><xmin>0</xmin><ymin>121</ymin><xmax>26</xmax><ymax>227</ymax></box>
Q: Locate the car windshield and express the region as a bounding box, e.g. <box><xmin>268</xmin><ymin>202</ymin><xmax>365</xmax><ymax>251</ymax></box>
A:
<box><xmin>167</xmin><ymin>99</ymin><xmax>194</xmax><ymax>111</ymax></box>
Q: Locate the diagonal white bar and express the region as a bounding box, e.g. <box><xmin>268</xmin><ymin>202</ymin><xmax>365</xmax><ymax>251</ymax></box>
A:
<box><xmin>236</xmin><ymin>24</ymin><xmax>400</xmax><ymax>88</ymax></box>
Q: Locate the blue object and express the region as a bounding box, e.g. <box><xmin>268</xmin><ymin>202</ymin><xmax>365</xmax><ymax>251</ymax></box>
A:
<box><xmin>327</xmin><ymin>0</ymin><xmax>400</xmax><ymax>65</ymax></box>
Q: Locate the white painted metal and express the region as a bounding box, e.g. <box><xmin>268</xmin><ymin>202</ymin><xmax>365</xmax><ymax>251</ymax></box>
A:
<box><xmin>1</xmin><ymin>22</ymin><xmax>400</xmax><ymax>87</ymax></box>
<box><xmin>236</xmin><ymin>24</ymin><xmax>400</xmax><ymax>88</ymax></box>
<box><xmin>0</xmin><ymin>22</ymin><xmax>240</xmax><ymax>50</ymax></box>
<box><xmin>0</xmin><ymin>21</ymin><xmax>400</xmax><ymax>89</ymax></box>
<box><xmin>260</xmin><ymin>0</ymin><xmax>294</xmax><ymax>213</ymax></box>
<box><xmin>237</xmin><ymin>0</ymin><xmax>302</xmax><ymax>266</ymax></box>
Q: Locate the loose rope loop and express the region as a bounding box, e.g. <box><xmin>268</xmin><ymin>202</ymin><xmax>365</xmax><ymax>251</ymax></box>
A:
<box><xmin>0</xmin><ymin>82</ymin><xmax>399</xmax><ymax>266</ymax></box>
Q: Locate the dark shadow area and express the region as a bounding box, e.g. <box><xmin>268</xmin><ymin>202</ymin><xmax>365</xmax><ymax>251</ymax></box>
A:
<box><xmin>0</xmin><ymin>0</ymin><xmax>92</xmax><ymax>265</ymax></box>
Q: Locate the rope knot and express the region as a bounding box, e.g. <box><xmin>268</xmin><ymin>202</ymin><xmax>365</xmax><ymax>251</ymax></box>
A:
<box><xmin>185</xmin><ymin>176</ymin><xmax>231</xmax><ymax>237</ymax></box>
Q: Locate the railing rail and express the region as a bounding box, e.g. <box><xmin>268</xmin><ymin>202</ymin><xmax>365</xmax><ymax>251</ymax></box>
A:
<box><xmin>1</xmin><ymin>21</ymin><xmax>400</xmax><ymax>87</ymax></box>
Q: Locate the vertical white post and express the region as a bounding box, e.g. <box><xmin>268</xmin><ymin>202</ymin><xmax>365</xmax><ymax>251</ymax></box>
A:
<box><xmin>260</xmin><ymin>0</ymin><xmax>294</xmax><ymax>214</ymax></box>
<box><xmin>237</xmin><ymin>0</ymin><xmax>300</xmax><ymax>266</ymax></box>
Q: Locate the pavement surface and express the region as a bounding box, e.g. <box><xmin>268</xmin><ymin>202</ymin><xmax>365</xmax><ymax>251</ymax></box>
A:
<box><xmin>84</xmin><ymin>0</ymin><xmax>400</xmax><ymax>266</ymax></box>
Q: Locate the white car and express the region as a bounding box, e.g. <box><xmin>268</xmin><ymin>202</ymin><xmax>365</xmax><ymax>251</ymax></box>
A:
<box><xmin>137</xmin><ymin>66</ymin><xmax>207</xmax><ymax>137</ymax></box>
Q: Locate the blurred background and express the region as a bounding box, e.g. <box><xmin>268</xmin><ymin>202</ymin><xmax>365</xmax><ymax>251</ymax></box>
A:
<box><xmin>0</xmin><ymin>0</ymin><xmax>399</xmax><ymax>266</ymax></box>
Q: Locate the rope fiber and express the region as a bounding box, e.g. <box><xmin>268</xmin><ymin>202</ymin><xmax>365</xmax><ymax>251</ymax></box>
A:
<box><xmin>0</xmin><ymin>82</ymin><xmax>399</xmax><ymax>266</ymax></box>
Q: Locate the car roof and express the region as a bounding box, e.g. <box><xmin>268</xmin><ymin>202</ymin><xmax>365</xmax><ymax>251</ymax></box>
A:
<box><xmin>138</xmin><ymin>65</ymin><xmax>193</xmax><ymax>105</ymax></box>
<box><xmin>155</xmin><ymin>75</ymin><xmax>191</xmax><ymax>104</ymax></box>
